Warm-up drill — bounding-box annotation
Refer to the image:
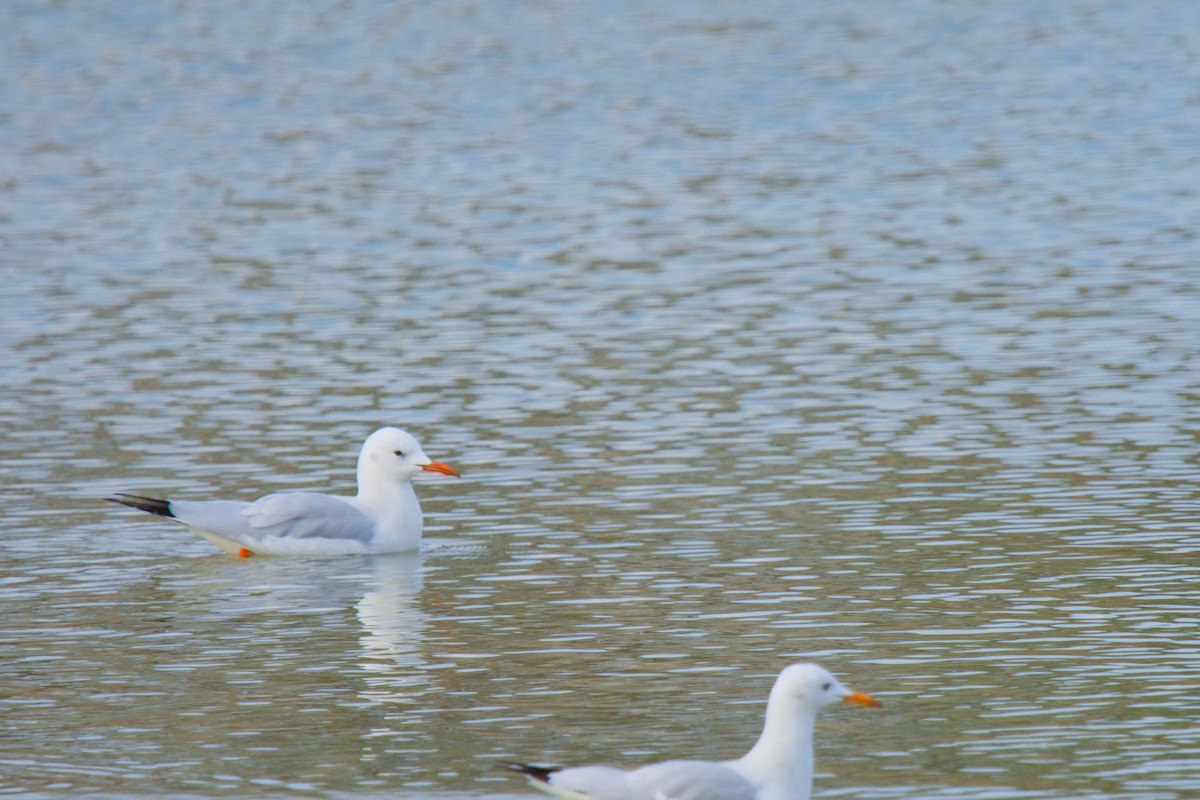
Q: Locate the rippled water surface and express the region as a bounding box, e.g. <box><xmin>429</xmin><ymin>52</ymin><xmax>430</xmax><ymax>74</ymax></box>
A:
<box><xmin>4</xmin><ymin>1</ymin><xmax>1200</xmax><ymax>798</ymax></box>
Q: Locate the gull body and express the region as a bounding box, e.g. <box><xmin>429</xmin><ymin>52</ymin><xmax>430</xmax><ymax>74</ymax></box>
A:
<box><xmin>509</xmin><ymin>663</ymin><xmax>879</xmax><ymax>800</ymax></box>
<box><xmin>106</xmin><ymin>427</ymin><xmax>458</xmax><ymax>556</ymax></box>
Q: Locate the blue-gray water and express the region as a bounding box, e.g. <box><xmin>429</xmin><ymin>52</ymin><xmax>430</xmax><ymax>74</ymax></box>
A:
<box><xmin>3</xmin><ymin>1</ymin><xmax>1200</xmax><ymax>798</ymax></box>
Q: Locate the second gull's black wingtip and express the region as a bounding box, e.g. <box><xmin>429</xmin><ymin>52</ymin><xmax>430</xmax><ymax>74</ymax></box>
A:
<box><xmin>503</xmin><ymin>763</ymin><xmax>559</xmax><ymax>783</ymax></box>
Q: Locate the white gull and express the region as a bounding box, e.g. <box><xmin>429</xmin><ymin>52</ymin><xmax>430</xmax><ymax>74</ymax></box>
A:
<box><xmin>106</xmin><ymin>427</ymin><xmax>458</xmax><ymax>557</ymax></box>
<box><xmin>508</xmin><ymin>663</ymin><xmax>879</xmax><ymax>800</ymax></box>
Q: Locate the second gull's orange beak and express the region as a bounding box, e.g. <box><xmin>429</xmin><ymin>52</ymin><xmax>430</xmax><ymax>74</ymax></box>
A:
<box><xmin>842</xmin><ymin>690</ymin><xmax>881</xmax><ymax>708</ymax></box>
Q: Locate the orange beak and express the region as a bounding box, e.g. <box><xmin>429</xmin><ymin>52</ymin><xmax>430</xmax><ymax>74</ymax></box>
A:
<box><xmin>842</xmin><ymin>690</ymin><xmax>881</xmax><ymax>708</ymax></box>
<box><xmin>420</xmin><ymin>460</ymin><xmax>460</xmax><ymax>478</ymax></box>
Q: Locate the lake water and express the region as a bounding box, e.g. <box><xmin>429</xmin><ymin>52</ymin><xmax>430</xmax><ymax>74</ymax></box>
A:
<box><xmin>3</xmin><ymin>1</ymin><xmax>1200</xmax><ymax>798</ymax></box>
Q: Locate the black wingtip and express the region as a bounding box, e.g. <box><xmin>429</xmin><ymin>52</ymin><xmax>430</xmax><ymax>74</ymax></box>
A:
<box><xmin>504</xmin><ymin>763</ymin><xmax>558</xmax><ymax>783</ymax></box>
<box><xmin>105</xmin><ymin>493</ymin><xmax>175</xmax><ymax>519</ymax></box>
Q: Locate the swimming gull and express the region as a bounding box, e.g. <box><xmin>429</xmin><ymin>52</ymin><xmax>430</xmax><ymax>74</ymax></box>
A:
<box><xmin>507</xmin><ymin>662</ymin><xmax>879</xmax><ymax>800</ymax></box>
<box><xmin>106</xmin><ymin>427</ymin><xmax>458</xmax><ymax>556</ymax></box>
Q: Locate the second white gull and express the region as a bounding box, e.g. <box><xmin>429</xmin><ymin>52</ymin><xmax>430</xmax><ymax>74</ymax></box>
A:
<box><xmin>508</xmin><ymin>663</ymin><xmax>879</xmax><ymax>800</ymax></box>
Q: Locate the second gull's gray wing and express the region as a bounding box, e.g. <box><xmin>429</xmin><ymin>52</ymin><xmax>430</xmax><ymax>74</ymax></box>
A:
<box><xmin>543</xmin><ymin>761</ymin><xmax>757</xmax><ymax>800</ymax></box>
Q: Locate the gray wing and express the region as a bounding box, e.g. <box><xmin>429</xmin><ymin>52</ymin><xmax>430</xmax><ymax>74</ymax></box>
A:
<box><xmin>171</xmin><ymin>493</ymin><xmax>376</xmax><ymax>545</ymax></box>
<box><xmin>548</xmin><ymin>766</ymin><xmax>644</xmax><ymax>800</ymax></box>
<box><xmin>549</xmin><ymin>761</ymin><xmax>756</xmax><ymax>800</ymax></box>
<box><xmin>629</xmin><ymin>761</ymin><xmax>757</xmax><ymax>800</ymax></box>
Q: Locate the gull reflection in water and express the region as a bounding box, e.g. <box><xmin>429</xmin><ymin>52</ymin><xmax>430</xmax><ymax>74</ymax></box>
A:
<box><xmin>355</xmin><ymin>552</ymin><xmax>430</xmax><ymax>703</ymax></box>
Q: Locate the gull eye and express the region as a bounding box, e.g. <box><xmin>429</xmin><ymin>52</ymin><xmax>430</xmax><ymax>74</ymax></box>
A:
<box><xmin>822</xmin><ymin>681</ymin><xmax>831</xmax><ymax>691</ymax></box>
<box><xmin>394</xmin><ymin>450</ymin><xmax>406</xmax><ymax>457</ymax></box>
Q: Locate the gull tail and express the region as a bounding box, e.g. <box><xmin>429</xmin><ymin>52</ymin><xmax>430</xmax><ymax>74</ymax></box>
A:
<box><xmin>106</xmin><ymin>493</ymin><xmax>175</xmax><ymax>519</ymax></box>
<box><xmin>504</xmin><ymin>763</ymin><xmax>558</xmax><ymax>783</ymax></box>
<box><xmin>504</xmin><ymin>763</ymin><xmax>591</xmax><ymax>800</ymax></box>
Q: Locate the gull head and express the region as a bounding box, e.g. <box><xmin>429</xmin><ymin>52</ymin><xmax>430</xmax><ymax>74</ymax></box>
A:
<box><xmin>773</xmin><ymin>663</ymin><xmax>880</xmax><ymax>714</ymax></box>
<box><xmin>359</xmin><ymin>427</ymin><xmax>460</xmax><ymax>484</ymax></box>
